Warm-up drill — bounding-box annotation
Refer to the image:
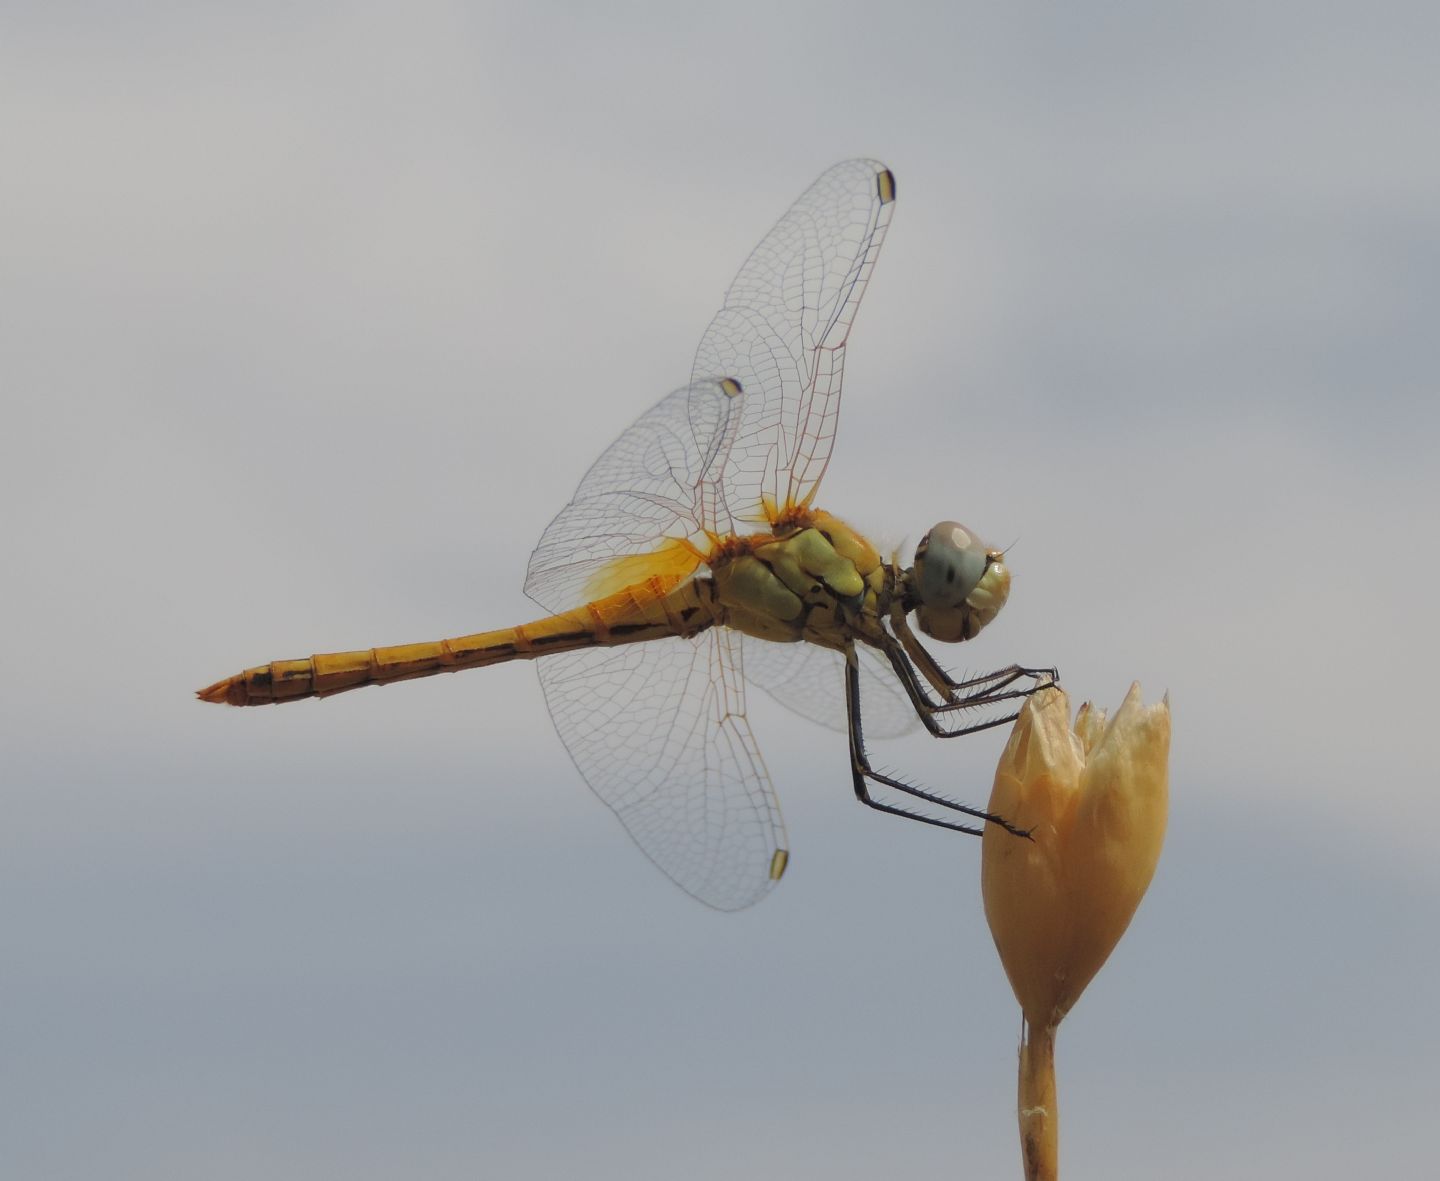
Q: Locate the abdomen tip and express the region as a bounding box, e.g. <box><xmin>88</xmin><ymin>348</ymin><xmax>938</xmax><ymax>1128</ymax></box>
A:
<box><xmin>197</xmin><ymin>676</ymin><xmax>244</xmax><ymax>705</ymax></box>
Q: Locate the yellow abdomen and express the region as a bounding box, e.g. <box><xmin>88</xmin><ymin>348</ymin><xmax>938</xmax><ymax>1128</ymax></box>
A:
<box><xmin>197</xmin><ymin>575</ymin><xmax>714</xmax><ymax>707</ymax></box>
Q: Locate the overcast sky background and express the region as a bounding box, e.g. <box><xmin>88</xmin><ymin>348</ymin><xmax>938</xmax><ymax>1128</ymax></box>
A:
<box><xmin>4</xmin><ymin>3</ymin><xmax>1438</xmax><ymax>1178</ymax></box>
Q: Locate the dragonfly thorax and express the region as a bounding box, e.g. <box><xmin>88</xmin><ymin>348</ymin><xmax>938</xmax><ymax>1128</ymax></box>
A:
<box><xmin>907</xmin><ymin>520</ymin><xmax>1011</xmax><ymax>644</ymax></box>
<box><xmin>707</xmin><ymin>511</ymin><xmax>889</xmax><ymax>650</ymax></box>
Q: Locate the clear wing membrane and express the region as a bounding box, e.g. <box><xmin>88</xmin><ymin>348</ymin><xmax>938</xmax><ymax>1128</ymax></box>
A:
<box><xmin>523</xmin><ymin>162</ymin><xmax>899</xmax><ymax>907</ymax></box>
<box><xmin>740</xmin><ymin>639</ymin><xmax>918</xmax><ymax>740</ymax></box>
<box><xmin>524</xmin><ymin>379</ymin><xmax>739</xmax><ymax>614</ymax></box>
<box><xmin>537</xmin><ymin>629</ymin><xmax>787</xmax><ymax>911</ymax></box>
<box><xmin>692</xmin><ymin>159</ymin><xmax>895</xmax><ymax>525</ymax></box>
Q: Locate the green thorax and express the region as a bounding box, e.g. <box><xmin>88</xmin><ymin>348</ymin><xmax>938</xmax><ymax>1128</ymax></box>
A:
<box><xmin>705</xmin><ymin>510</ymin><xmax>893</xmax><ymax>650</ymax></box>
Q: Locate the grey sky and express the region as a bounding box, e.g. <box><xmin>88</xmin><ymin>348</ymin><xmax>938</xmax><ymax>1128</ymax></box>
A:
<box><xmin>3</xmin><ymin>3</ymin><xmax>1437</xmax><ymax>1177</ymax></box>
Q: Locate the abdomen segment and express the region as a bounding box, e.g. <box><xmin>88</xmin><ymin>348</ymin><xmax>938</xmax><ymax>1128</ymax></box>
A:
<box><xmin>197</xmin><ymin>578</ymin><xmax>714</xmax><ymax>706</ymax></box>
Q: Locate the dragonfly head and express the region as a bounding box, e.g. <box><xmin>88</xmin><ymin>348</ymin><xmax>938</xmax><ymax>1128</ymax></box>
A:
<box><xmin>908</xmin><ymin>521</ymin><xmax>1011</xmax><ymax>643</ymax></box>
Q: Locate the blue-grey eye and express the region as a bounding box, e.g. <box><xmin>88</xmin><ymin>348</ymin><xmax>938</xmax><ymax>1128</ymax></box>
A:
<box><xmin>914</xmin><ymin>521</ymin><xmax>989</xmax><ymax>609</ymax></box>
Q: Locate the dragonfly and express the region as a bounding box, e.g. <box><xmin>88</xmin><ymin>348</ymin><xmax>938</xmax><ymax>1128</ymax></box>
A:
<box><xmin>199</xmin><ymin>159</ymin><xmax>1054</xmax><ymax>911</ymax></box>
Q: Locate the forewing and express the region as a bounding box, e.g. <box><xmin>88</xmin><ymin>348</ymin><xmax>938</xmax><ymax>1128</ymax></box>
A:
<box><xmin>537</xmin><ymin>628</ymin><xmax>788</xmax><ymax>911</ymax></box>
<box><xmin>524</xmin><ymin>379</ymin><xmax>740</xmax><ymax>613</ymax></box>
<box><xmin>740</xmin><ymin>639</ymin><xmax>918</xmax><ymax>740</ymax></box>
<box><xmin>692</xmin><ymin>159</ymin><xmax>896</xmax><ymax>521</ymax></box>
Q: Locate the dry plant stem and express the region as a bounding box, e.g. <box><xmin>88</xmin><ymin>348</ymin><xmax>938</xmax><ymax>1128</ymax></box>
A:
<box><xmin>1018</xmin><ymin>1019</ymin><xmax>1058</xmax><ymax>1181</ymax></box>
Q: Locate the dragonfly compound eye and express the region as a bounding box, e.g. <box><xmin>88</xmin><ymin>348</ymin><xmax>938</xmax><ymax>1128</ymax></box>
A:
<box><xmin>915</xmin><ymin>521</ymin><xmax>989</xmax><ymax>607</ymax></box>
<box><xmin>912</xmin><ymin>521</ymin><xmax>1011</xmax><ymax>642</ymax></box>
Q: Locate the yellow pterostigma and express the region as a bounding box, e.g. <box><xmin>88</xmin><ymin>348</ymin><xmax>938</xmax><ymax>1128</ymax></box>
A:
<box><xmin>199</xmin><ymin>160</ymin><xmax>1056</xmax><ymax>910</ymax></box>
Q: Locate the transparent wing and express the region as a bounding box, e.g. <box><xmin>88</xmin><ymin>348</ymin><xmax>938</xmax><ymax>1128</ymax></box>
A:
<box><xmin>537</xmin><ymin>628</ymin><xmax>787</xmax><ymax>911</ymax></box>
<box><xmin>524</xmin><ymin>378</ymin><xmax>740</xmax><ymax>614</ymax></box>
<box><xmin>522</xmin><ymin>163</ymin><xmax>898</xmax><ymax>907</ymax></box>
<box><xmin>741</xmin><ymin>639</ymin><xmax>919</xmax><ymax>740</ymax></box>
<box><xmin>524</xmin><ymin>377</ymin><xmax>784</xmax><ymax>907</ymax></box>
<box><xmin>692</xmin><ymin>159</ymin><xmax>896</xmax><ymax>526</ymax></box>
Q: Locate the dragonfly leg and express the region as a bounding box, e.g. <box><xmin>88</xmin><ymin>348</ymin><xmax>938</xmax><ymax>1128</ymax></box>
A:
<box><xmin>890</xmin><ymin>599</ymin><xmax>962</xmax><ymax>701</ymax></box>
<box><xmin>875</xmin><ymin>632</ymin><xmax>1054</xmax><ymax>739</ymax></box>
<box><xmin>889</xmin><ymin>602</ymin><xmax>1058</xmax><ymax>704</ymax></box>
<box><xmin>845</xmin><ymin>649</ymin><xmax>1030</xmax><ymax>838</ymax></box>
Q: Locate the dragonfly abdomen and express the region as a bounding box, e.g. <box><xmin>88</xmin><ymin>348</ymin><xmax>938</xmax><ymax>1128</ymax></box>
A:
<box><xmin>197</xmin><ymin>577</ymin><xmax>715</xmax><ymax>706</ymax></box>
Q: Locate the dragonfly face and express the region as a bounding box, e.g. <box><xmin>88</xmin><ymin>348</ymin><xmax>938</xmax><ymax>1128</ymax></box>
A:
<box><xmin>908</xmin><ymin>521</ymin><xmax>1011</xmax><ymax>644</ymax></box>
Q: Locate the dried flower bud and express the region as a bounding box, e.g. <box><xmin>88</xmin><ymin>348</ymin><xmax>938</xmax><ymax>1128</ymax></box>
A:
<box><xmin>982</xmin><ymin>683</ymin><xmax>1170</xmax><ymax>1028</ymax></box>
<box><xmin>982</xmin><ymin>683</ymin><xmax>1170</xmax><ymax>1180</ymax></box>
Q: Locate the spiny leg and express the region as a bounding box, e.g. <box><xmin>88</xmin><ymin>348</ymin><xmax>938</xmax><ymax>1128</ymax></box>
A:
<box><xmin>844</xmin><ymin>648</ymin><xmax>1029</xmax><ymax>838</ymax></box>
<box><xmin>876</xmin><ymin>632</ymin><xmax>1053</xmax><ymax>738</ymax></box>
<box><xmin>889</xmin><ymin>601</ymin><xmax>1057</xmax><ymax>708</ymax></box>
